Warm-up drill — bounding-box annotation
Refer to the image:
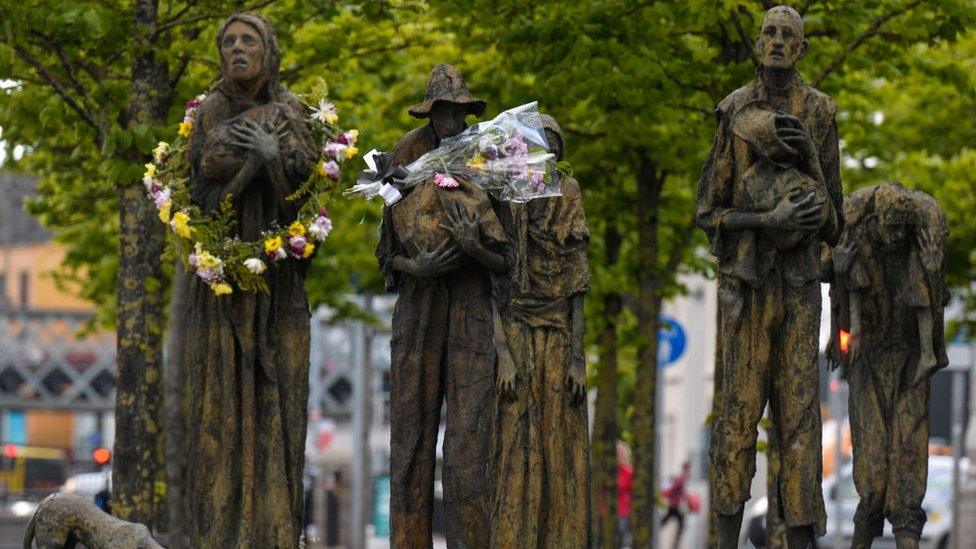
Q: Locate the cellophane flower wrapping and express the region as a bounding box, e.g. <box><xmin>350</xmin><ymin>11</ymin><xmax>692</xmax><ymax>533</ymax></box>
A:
<box><xmin>352</xmin><ymin>102</ymin><xmax>560</xmax><ymax>203</ymax></box>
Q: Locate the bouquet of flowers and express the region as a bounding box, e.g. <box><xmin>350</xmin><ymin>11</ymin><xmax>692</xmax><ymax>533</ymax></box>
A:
<box><xmin>349</xmin><ymin>102</ymin><xmax>561</xmax><ymax>204</ymax></box>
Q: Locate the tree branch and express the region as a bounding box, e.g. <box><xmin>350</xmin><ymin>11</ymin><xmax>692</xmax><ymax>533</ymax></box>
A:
<box><xmin>28</xmin><ymin>32</ymin><xmax>94</xmax><ymax>109</ymax></box>
<box><xmin>564</xmin><ymin>126</ymin><xmax>606</xmax><ymax>139</ymax></box>
<box><xmin>667</xmin><ymin>103</ymin><xmax>714</xmax><ymax>117</ymax></box>
<box><xmin>664</xmin><ymin>215</ymin><xmax>697</xmax><ymax>276</ymax></box>
<box><xmin>155</xmin><ymin>0</ymin><xmax>277</xmax><ymax>35</ymax></box>
<box><xmin>812</xmin><ymin>0</ymin><xmax>922</xmax><ymax>86</ymax></box>
<box><xmin>12</xmin><ymin>45</ymin><xmax>103</xmax><ymax>144</ymax></box>
<box><xmin>731</xmin><ymin>9</ymin><xmax>760</xmax><ymax>66</ymax></box>
<box><xmin>168</xmin><ymin>52</ymin><xmax>193</xmax><ymax>90</ymax></box>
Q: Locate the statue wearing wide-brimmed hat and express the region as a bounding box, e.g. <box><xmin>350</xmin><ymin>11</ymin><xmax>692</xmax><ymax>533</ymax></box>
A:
<box><xmin>376</xmin><ymin>64</ymin><xmax>507</xmax><ymax>549</ymax></box>
<box><xmin>407</xmin><ymin>63</ymin><xmax>487</xmax><ymax>119</ymax></box>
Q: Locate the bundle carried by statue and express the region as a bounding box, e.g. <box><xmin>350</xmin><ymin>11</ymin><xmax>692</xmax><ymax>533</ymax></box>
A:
<box><xmin>349</xmin><ymin>101</ymin><xmax>563</xmax><ymax>204</ymax></box>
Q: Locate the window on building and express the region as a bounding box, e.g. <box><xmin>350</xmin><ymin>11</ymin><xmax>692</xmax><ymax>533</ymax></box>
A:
<box><xmin>0</xmin><ymin>273</ymin><xmax>6</xmax><ymax>306</ymax></box>
<box><xmin>19</xmin><ymin>271</ymin><xmax>29</xmax><ymax>309</ymax></box>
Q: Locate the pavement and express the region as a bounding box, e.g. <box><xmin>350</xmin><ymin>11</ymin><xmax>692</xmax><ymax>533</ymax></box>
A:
<box><xmin>368</xmin><ymin>534</ymin><xmax>446</xmax><ymax>548</ymax></box>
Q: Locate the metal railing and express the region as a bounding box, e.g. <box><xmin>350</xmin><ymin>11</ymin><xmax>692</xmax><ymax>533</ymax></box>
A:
<box><xmin>0</xmin><ymin>308</ymin><xmax>115</xmax><ymax>412</ymax></box>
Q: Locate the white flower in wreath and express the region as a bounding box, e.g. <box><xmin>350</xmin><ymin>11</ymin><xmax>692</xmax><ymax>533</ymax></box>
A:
<box><xmin>311</xmin><ymin>99</ymin><xmax>338</xmax><ymax>125</ymax></box>
<box><xmin>153</xmin><ymin>141</ymin><xmax>170</xmax><ymax>163</ymax></box>
<box><xmin>309</xmin><ymin>217</ymin><xmax>333</xmax><ymax>241</ymax></box>
<box><xmin>244</xmin><ymin>258</ymin><xmax>267</xmax><ymax>274</ymax></box>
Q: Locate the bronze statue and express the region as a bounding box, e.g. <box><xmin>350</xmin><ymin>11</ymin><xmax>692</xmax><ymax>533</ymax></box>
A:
<box><xmin>696</xmin><ymin>6</ymin><xmax>842</xmax><ymax>547</ymax></box>
<box><xmin>828</xmin><ymin>183</ymin><xmax>949</xmax><ymax>549</ymax></box>
<box><xmin>376</xmin><ymin>64</ymin><xmax>507</xmax><ymax>548</ymax></box>
<box><xmin>490</xmin><ymin>115</ymin><xmax>590</xmax><ymax>548</ymax></box>
<box><xmin>181</xmin><ymin>14</ymin><xmax>317</xmax><ymax>547</ymax></box>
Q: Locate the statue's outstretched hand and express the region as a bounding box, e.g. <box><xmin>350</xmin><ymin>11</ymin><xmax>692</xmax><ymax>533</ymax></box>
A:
<box><xmin>565</xmin><ymin>363</ymin><xmax>586</xmax><ymax>405</ymax></box>
<box><xmin>767</xmin><ymin>190</ymin><xmax>821</xmax><ymax>231</ymax></box>
<box><xmin>832</xmin><ymin>240</ymin><xmax>857</xmax><ymax>274</ymax></box>
<box><xmin>441</xmin><ymin>202</ymin><xmax>481</xmax><ymax>255</ymax></box>
<box><xmin>410</xmin><ymin>240</ymin><xmax>463</xmax><ymax>278</ymax></box>
<box><xmin>497</xmin><ymin>351</ymin><xmax>517</xmax><ymax>398</ymax></box>
<box><xmin>912</xmin><ymin>351</ymin><xmax>938</xmax><ymax>387</ymax></box>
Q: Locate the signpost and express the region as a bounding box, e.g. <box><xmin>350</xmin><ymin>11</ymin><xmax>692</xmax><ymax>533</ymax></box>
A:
<box><xmin>654</xmin><ymin>315</ymin><xmax>688</xmax><ymax>549</ymax></box>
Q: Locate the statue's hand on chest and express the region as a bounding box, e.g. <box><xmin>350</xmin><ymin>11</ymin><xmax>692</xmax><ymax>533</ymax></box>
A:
<box><xmin>201</xmin><ymin>105</ymin><xmax>292</xmax><ymax>181</ymax></box>
<box><xmin>773</xmin><ymin>113</ymin><xmax>816</xmax><ymax>161</ymax></box>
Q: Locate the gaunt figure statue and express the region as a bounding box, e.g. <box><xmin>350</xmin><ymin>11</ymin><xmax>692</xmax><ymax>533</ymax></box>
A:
<box><xmin>829</xmin><ymin>183</ymin><xmax>949</xmax><ymax>549</ymax></box>
<box><xmin>182</xmin><ymin>13</ymin><xmax>317</xmax><ymax>548</ymax></box>
<box><xmin>696</xmin><ymin>6</ymin><xmax>843</xmax><ymax>547</ymax></box>
<box><xmin>376</xmin><ymin>64</ymin><xmax>507</xmax><ymax>548</ymax></box>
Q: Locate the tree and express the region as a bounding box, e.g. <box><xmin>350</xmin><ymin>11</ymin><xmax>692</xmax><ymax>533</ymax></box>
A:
<box><xmin>836</xmin><ymin>30</ymin><xmax>976</xmax><ymax>333</ymax></box>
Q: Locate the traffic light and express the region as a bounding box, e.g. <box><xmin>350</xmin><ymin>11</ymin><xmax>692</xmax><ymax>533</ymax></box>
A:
<box><xmin>839</xmin><ymin>329</ymin><xmax>851</xmax><ymax>353</ymax></box>
<box><xmin>1</xmin><ymin>444</ymin><xmax>16</xmax><ymax>469</ymax></box>
<box><xmin>92</xmin><ymin>447</ymin><xmax>111</xmax><ymax>465</ymax></box>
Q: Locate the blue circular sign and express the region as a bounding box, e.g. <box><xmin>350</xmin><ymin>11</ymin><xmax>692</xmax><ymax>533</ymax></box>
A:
<box><xmin>658</xmin><ymin>315</ymin><xmax>687</xmax><ymax>367</ymax></box>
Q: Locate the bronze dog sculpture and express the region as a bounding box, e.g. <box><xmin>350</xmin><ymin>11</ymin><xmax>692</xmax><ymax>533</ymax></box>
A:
<box><xmin>24</xmin><ymin>493</ymin><xmax>161</xmax><ymax>549</ymax></box>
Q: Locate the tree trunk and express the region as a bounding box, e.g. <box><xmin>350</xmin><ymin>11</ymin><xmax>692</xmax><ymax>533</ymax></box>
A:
<box><xmin>590</xmin><ymin>227</ymin><xmax>622</xmax><ymax>548</ymax></box>
<box><xmin>112</xmin><ymin>0</ymin><xmax>169</xmax><ymax>531</ymax></box>
<box><xmin>164</xmin><ymin>265</ymin><xmax>189</xmax><ymax>547</ymax></box>
<box><xmin>631</xmin><ymin>152</ymin><xmax>665</xmax><ymax>548</ymax></box>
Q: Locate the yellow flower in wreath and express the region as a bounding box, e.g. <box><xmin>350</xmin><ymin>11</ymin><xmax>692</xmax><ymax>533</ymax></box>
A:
<box><xmin>178</xmin><ymin>119</ymin><xmax>193</xmax><ymax>138</ymax></box>
<box><xmin>345</xmin><ymin>146</ymin><xmax>359</xmax><ymax>159</ymax></box>
<box><xmin>287</xmin><ymin>221</ymin><xmax>306</xmax><ymax>237</ymax></box>
<box><xmin>264</xmin><ymin>235</ymin><xmax>284</xmax><ymax>255</ymax></box>
<box><xmin>196</xmin><ymin>250</ymin><xmax>221</xmax><ymax>270</ymax></box>
<box><xmin>302</xmin><ymin>242</ymin><xmax>315</xmax><ymax>258</ymax></box>
<box><xmin>210</xmin><ymin>282</ymin><xmax>233</xmax><ymax>296</ymax></box>
<box><xmin>158</xmin><ymin>200</ymin><xmax>172</xmax><ymax>223</ymax></box>
<box><xmin>170</xmin><ymin>211</ymin><xmax>193</xmax><ymax>239</ymax></box>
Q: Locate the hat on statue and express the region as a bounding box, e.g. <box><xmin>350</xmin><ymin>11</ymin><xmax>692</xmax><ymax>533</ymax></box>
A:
<box><xmin>408</xmin><ymin>64</ymin><xmax>487</xmax><ymax>119</ymax></box>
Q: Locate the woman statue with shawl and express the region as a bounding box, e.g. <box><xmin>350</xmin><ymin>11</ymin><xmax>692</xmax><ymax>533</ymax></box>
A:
<box><xmin>491</xmin><ymin>115</ymin><xmax>591</xmax><ymax>547</ymax></box>
<box><xmin>182</xmin><ymin>13</ymin><xmax>317</xmax><ymax>547</ymax></box>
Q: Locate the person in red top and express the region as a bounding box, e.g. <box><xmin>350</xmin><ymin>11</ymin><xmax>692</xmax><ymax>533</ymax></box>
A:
<box><xmin>616</xmin><ymin>441</ymin><xmax>634</xmax><ymax>547</ymax></box>
<box><xmin>661</xmin><ymin>462</ymin><xmax>692</xmax><ymax>548</ymax></box>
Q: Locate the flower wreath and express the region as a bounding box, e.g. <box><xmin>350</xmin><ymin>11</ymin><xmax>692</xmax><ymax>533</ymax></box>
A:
<box><xmin>145</xmin><ymin>80</ymin><xmax>357</xmax><ymax>296</ymax></box>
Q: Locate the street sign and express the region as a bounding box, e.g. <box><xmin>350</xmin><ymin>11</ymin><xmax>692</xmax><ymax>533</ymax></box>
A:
<box><xmin>658</xmin><ymin>315</ymin><xmax>687</xmax><ymax>367</ymax></box>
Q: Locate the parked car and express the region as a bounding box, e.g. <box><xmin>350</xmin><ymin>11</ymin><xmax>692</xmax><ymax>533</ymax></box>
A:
<box><xmin>744</xmin><ymin>456</ymin><xmax>969</xmax><ymax>548</ymax></box>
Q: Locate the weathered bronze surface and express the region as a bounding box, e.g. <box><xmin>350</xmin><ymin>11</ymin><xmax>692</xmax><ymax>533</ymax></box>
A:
<box><xmin>696</xmin><ymin>5</ymin><xmax>842</xmax><ymax>546</ymax></box>
<box><xmin>181</xmin><ymin>13</ymin><xmax>317</xmax><ymax>548</ymax></box>
<box><xmin>24</xmin><ymin>493</ymin><xmax>162</xmax><ymax>548</ymax></box>
<box><xmin>490</xmin><ymin>116</ymin><xmax>591</xmax><ymax>548</ymax></box>
<box><xmin>376</xmin><ymin>64</ymin><xmax>505</xmax><ymax>548</ymax></box>
<box><xmin>828</xmin><ymin>183</ymin><xmax>949</xmax><ymax>548</ymax></box>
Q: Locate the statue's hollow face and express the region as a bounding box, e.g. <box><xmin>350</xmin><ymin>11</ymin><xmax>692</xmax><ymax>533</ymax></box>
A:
<box><xmin>544</xmin><ymin>128</ymin><xmax>563</xmax><ymax>162</ymax></box>
<box><xmin>880</xmin><ymin>220</ymin><xmax>909</xmax><ymax>249</ymax></box>
<box><xmin>220</xmin><ymin>21</ymin><xmax>265</xmax><ymax>83</ymax></box>
<box><xmin>758</xmin><ymin>11</ymin><xmax>807</xmax><ymax>70</ymax></box>
<box><xmin>429</xmin><ymin>101</ymin><xmax>468</xmax><ymax>139</ymax></box>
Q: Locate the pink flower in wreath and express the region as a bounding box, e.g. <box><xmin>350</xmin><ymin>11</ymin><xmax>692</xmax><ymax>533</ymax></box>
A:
<box><xmin>434</xmin><ymin>173</ymin><xmax>459</xmax><ymax>189</ymax></box>
<box><xmin>320</xmin><ymin>160</ymin><xmax>341</xmax><ymax>181</ymax></box>
<box><xmin>323</xmin><ymin>142</ymin><xmax>347</xmax><ymax>161</ymax></box>
<box><xmin>152</xmin><ymin>187</ymin><xmax>171</xmax><ymax>209</ymax></box>
<box><xmin>289</xmin><ymin>235</ymin><xmax>308</xmax><ymax>256</ymax></box>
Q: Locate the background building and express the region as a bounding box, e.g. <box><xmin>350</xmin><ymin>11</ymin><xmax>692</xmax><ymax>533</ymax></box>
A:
<box><xmin>0</xmin><ymin>172</ymin><xmax>114</xmax><ymax>503</ymax></box>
